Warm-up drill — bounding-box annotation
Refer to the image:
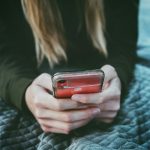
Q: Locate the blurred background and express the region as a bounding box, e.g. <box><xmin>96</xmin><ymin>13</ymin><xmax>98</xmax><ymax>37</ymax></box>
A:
<box><xmin>137</xmin><ymin>0</ymin><xmax>150</xmax><ymax>64</ymax></box>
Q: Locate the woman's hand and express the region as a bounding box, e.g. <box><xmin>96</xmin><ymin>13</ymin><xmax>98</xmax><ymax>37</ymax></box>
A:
<box><xmin>72</xmin><ymin>65</ymin><xmax>121</xmax><ymax>123</ymax></box>
<box><xmin>25</xmin><ymin>73</ymin><xmax>100</xmax><ymax>134</ymax></box>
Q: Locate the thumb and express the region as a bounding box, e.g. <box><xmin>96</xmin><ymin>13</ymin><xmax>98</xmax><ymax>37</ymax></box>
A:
<box><xmin>101</xmin><ymin>65</ymin><xmax>118</xmax><ymax>86</ymax></box>
<box><xmin>34</xmin><ymin>73</ymin><xmax>53</xmax><ymax>92</ymax></box>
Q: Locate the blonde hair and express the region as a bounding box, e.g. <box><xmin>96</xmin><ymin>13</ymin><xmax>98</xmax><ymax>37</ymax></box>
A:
<box><xmin>21</xmin><ymin>0</ymin><xmax>107</xmax><ymax>67</ymax></box>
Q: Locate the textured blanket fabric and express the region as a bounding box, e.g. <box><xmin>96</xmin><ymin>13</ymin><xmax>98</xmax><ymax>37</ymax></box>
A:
<box><xmin>0</xmin><ymin>64</ymin><xmax>150</xmax><ymax>150</ymax></box>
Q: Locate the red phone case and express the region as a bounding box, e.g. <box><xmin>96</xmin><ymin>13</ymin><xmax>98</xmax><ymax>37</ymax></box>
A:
<box><xmin>52</xmin><ymin>69</ymin><xmax>104</xmax><ymax>98</ymax></box>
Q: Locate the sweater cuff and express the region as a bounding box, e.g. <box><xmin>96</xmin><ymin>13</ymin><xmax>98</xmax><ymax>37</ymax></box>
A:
<box><xmin>9</xmin><ymin>78</ymin><xmax>33</xmax><ymax>111</ymax></box>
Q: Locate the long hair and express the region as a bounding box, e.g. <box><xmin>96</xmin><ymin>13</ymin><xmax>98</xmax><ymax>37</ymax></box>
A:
<box><xmin>21</xmin><ymin>0</ymin><xmax>107</xmax><ymax>67</ymax></box>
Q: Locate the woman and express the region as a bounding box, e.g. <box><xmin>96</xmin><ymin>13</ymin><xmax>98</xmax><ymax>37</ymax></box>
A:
<box><xmin>0</xmin><ymin>0</ymin><xmax>138</xmax><ymax>134</ymax></box>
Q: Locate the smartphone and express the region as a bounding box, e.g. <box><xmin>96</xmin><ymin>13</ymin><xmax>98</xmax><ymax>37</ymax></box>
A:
<box><xmin>52</xmin><ymin>69</ymin><xmax>104</xmax><ymax>98</ymax></box>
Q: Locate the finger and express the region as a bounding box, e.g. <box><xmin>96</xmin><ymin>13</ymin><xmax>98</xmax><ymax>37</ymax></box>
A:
<box><xmin>34</xmin><ymin>73</ymin><xmax>53</xmax><ymax>91</ymax></box>
<box><xmin>36</xmin><ymin>107</ymin><xmax>100</xmax><ymax>122</ymax></box>
<box><xmin>71</xmin><ymin>87</ymin><xmax>120</xmax><ymax>104</ymax></box>
<box><xmin>39</xmin><ymin>118</ymin><xmax>91</xmax><ymax>132</ymax></box>
<box><xmin>96</xmin><ymin>111</ymin><xmax>117</xmax><ymax>119</ymax></box>
<box><xmin>55</xmin><ymin>99</ymin><xmax>88</xmax><ymax>110</ymax></box>
<box><xmin>41</xmin><ymin>125</ymin><xmax>68</xmax><ymax>134</ymax></box>
<box><xmin>76</xmin><ymin>105</ymin><xmax>89</xmax><ymax>109</ymax></box>
<box><xmin>72</xmin><ymin>73</ymin><xmax>121</xmax><ymax>105</ymax></box>
<box><xmin>101</xmin><ymin>65</ymin><xmax>121</xmax><ymax>92</ymax></box>
<box><xmin>34</xmin><ymin>88</ymin><xmax>85</xmax><ymax>110</ymax></box>
<box><xmin>101</xmin><ymin>65</ymin><xmax>117</xmax><ymax>83</ymax></box>
<box><xmin>99</xmin><ymin>100</ymin><xmax>120</xmax><ymax>111</ymax></box>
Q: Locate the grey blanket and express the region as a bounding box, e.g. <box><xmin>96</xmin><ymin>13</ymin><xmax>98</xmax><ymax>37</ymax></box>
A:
<box><xmin>0</xmin><ymin>64</ymin><xmax>150</xmax><ymax>150</ymax></box>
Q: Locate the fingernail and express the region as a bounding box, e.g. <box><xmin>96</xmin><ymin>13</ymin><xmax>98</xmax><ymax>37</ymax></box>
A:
<box><xmin>72</xmin><ymin>95</ymin><xmax>85</xmax><ymax>101</ymax></box>
<box><xmin>92</xmin><ymin>108</ymin><xmax>100</xmax><ymax>116</ymax></box>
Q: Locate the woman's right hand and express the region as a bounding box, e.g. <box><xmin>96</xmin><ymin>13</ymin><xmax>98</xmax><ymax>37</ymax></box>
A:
<box><xmin>25</xmin><ymin>73</ymin><xmax>100</xmax><ymax>134</ymax></box>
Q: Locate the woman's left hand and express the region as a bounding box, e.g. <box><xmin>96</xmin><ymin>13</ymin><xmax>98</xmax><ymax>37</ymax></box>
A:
<box><xmin>72</xmin><ymin>65</ymin><xmax>121</xmax><ymax>123</ymax></box>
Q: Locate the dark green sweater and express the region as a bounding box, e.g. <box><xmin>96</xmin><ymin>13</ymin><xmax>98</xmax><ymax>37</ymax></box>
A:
<box><xmin>0</xmin><ymin>0</ymin><xmax>139</xmax><ymax>110</ymax></box>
